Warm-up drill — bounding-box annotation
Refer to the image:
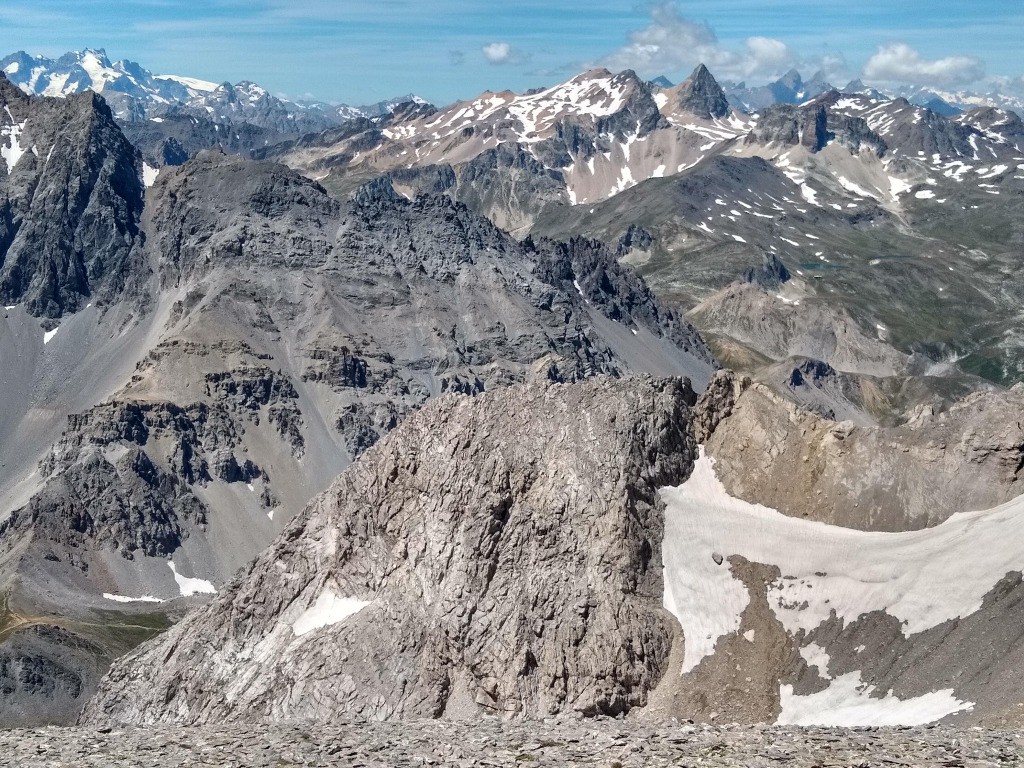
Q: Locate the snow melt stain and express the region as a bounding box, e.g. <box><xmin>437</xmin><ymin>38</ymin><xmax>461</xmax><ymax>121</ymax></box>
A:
<box><xmin>168</xmin><ymin>561</ymin><xmax>216</xmax><ymax>597</ymax></box>
<box><xmin>292</xmin><ymin>589</ymin><xmax>369</xmax><ymax>637</ymax></box>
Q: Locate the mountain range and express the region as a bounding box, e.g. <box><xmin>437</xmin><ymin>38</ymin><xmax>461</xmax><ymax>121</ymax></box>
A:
<box><xmin>0</xmin><ymin>48</ymin><xmax>427</xmax><ymax>134</ymax></box>
<box><xmin>1</xmin><ymin>47</ymin><xmax>1023</xmax><ymax>732</ymax></box>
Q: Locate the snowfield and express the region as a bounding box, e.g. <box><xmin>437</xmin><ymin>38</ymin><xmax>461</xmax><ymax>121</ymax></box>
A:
<box><xmin>657</xmin><ymin>447</ymin><xmax>1024</xmax><ymax>724</ymax></box>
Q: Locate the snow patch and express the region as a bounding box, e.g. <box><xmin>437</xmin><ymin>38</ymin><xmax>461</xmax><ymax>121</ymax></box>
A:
<box><xmin>889</xmin><ymin>176</ymin><xmax>912</xmax><ymax>197</ymax></box>
<box><xmin>142</xmin><ymin>163</ymin><xmax>160</xmax><ymax>188</ymax></box>
<box><xmin>155</xmin><ymin>74</ymin><xmax>220</xmax><ymax>93</ymax></box>
<box><xmin>779</xmin><ymin>674</ymin><xmax>972</xmax><ymax>726</ymax></box>
<box><xmin>661</xmin><ymin>448</ymin><xmax>1024</xmax><ymax>675</ymax></box>
<box><xmin>168</xmin><ymin>561</ymin><xmax>216</xmax><ymax>597</ymax></box>
<box><xmin>836</xmin><ymin>176</ymin><xmax>874</xmax><ymax>198</ymax></box>
<box><xmin>914</xmin><ymin>189</ymin><xmax>935</xmax><ymax>199</ymax></box>
<box><xmin>292</xmin><ymin>589</ymin><xmax>369</xmax><ymax>637</ymax></box>
<box><xmin>799</xmin><ymin>184</ymin><xmax>820</xmax><ymax>206</ymax></box>
<box><xmin>43</xmin><ymin>327</ymin><xmax>59</xmax><ymax>344</ymax></box>
<box><xmin>1</xmin><ymin>107</ymin><xmax>27</xmax><ymax>172</ymax></box>
<box><xmin>103</xmin><ymin>593</ymin><xmax>164</xmax><ymax>604</ymax></box>
<box><xmin>799</xmin><ymin>643</ymin><xmax>830</xmax><ymax>675</ymax></box>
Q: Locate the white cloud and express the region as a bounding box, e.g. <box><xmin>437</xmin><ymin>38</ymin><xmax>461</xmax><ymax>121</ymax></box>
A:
<box><xmin>863</xmin><ymin>43</ymin><xmax>985</xmax><ymax>87</ymax></box>
<box><xmin>482</xmin><ymin>42</ymin><xmax>513</xmax><ymax>65</ymax></box>
<box><xmin>600</xmin><ymin>3</ymin><xmax>796</xmax><ymax>82</ymax></box>
<box><xmin>990</xmin><ymin>74</ymin><xmax>1024</xmax><ymax>96</ymax></box>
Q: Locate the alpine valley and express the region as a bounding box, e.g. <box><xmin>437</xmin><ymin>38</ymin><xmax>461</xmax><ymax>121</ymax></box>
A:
<box><xmin>1</xmin><ymin>46</ymin><xmax>1024</xmax><ymax>749</ymax></box>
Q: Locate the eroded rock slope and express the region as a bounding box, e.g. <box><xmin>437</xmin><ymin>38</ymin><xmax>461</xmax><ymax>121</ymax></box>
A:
<box><xmin>83</xmin><ymin>376</ymin><xmax>697</xmax><ymax>723</ymax></box>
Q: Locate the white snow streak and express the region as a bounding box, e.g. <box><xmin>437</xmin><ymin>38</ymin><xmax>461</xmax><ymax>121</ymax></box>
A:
<box><xmin>1</xmin><ymin>107</ymin><xmax>27</xmax><ymax>172</ymax></box>
<box><xmin>103</xmin><ymin>593</ymin><xmax>164</xmax><ymax>604</ymax></box>
<box><xmin>799</xmin><ymin>184</ymin><xmax>820</xmax><ymax>206</ymax></box>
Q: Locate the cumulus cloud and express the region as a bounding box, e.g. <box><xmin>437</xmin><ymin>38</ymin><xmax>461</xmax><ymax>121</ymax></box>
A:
<box><xmin>482</xmin><ymin>42</ymin><xmax>513</xmax><ymax>65</ymax></box>
<box><xmin>863</xmin><ymin>43</ymin><xmax>985</xmax><ymax>87</ymax></box>
<box><xmin>600</xmin><ymin>3</ymin><xmax>797</xmax><ymax>82</ymax></box>
<box><xmin>991</xmin><ymin>74</ymin><xmax>1024</xmax><ymax>96</ymax></box>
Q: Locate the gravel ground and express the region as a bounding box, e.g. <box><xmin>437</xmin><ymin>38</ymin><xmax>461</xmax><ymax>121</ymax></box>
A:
<box><xmin>1</xmin><ymin>719</ymin><xmax>1022</xmax><ymax>767</ymax></box>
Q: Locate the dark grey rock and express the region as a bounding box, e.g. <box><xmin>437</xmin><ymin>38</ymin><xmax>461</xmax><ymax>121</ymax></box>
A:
<box><xmin>0</xmin><ymin>74</ymin><xmax>145</xmax><ymax>318</ymax></box>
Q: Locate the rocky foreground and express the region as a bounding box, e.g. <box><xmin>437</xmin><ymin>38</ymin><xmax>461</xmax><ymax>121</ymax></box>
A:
<box><xmin>1</xmin><ymin>720</ymin><xmax>1022</xmax><ymax>767</ymax></box>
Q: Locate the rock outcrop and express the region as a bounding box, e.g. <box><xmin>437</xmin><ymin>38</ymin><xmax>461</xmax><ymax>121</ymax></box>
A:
<box><xmin>82</xmin><ymin>376</ymin><xmax>698</xmax><ymax>724</ymax></box>
<box><xmin>701</xmin><ymin>374</ymin><xmax>1024</xmax><ymax>530</ymax></box>
<box><xmin>0</xmin><ymin>73</ymin><xmax>145</xmax><ymax>318</ymax></box>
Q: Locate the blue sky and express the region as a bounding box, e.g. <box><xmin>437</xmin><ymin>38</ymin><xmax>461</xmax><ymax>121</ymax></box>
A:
<box><xmin>2</xmin><ymin>0</ymin><xmax>1021</xmax><ymax>105</ymax></box>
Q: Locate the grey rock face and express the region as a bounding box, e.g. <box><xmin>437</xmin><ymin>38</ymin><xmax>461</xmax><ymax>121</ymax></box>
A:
<box><xmin>690</xmin><ymin>281</ymin><xmax>909</xmax><ymax>378</ymax></box>
<box><xmin>82</xmin><ymin>376</ymin><xmax>698</xmax><ymax>724</ymax></box>
<box><xmin>748</xmin><ymin>103</ymin><xmax>830</xmax><ymax>152</ymax></box>
<box><xmin>0</xmin><ymin>74</ymin><xmax>144</xmax><ymax>318</ymax></box>
<box><xmin>741</xmin><ymin>252</ymin><xmax>790</xmax><ymax>289</ymax></box>
<box><xmin>725</xmin><ymin>69</ymin><xmax>836</xmax><ymax>112</ymax></box>
<box><xmin>692</xmin><ymin>369</ymin><xmax>750</xmax><ymax>444</ymax></box>
<box><xmin>670</xmin><ymin>64</ymin><xmax>730</xmax><ymax>120</ymax></box>
<box><xmin>702</xmin><ymin>379</ymin><xmax>1024</xmax><ymax>530</ymax></box>
<box><xmin>880</xmin><ymin>98</ymin><xmax>980</xmax><ymax>157</ymax></box>
<box><xmin>118</xmin><ymin>115</ymin><xmax>282</xmax><ymax>168</ymax></box>
<box><xmin>0</xmin><ymin>625</ymin><xmax>104</xmax><ymax>728</ymax></box>
<box><xmin>163</xmin><ymin>82</ymin><xmax>340</xmax><ymax>136</ymax></box>
<box><xmin>957</xmin><ymin>106</ymin><xmax>1024</xmax><ymax>144</ymax></box>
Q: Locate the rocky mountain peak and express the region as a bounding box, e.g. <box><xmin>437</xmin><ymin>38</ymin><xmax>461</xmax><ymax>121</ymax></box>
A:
<box><xmin>0</xmin><ymin>80</ymin><xmax>145</xmax><ymax>316</ymax></box>
<box><xmin>0</xmin><ymin>71</ymin><xmax>29</xmax><ymax>113</ymax></box>
<box><xmin>671</xmin><ymin>63</ymin><xmax>729</xmax><ymax>119</ymax></box>
<box><xmin>82</xmin><ymin>375</ymin><xmax>699</xmax><ymax>724</ymax></box>
<box><xmin>778</xmin><ymin>68</ymin><xmax>803</xmax><ymax>91</ymax></box>
<box><xmin>747</xmin><ymin>101</ymin><xmax>830</xmax><ymax>152</ymax></box>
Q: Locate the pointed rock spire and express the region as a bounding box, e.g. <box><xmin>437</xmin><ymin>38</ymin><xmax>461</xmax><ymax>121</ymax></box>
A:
<box><xmin>672</xmin><ymin>64</ymin><xmax>729</xmax><ymax>119</ymax></box>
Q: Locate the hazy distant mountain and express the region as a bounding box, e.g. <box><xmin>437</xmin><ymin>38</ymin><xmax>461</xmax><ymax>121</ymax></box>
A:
<box><xmin>0</xmin><ymin>48</ymin><xmax>428</xmax><ymax>134</ymax></box>
<box><xmin>719</xmin><ymin>67</ymin><xmax>1024</xmax><ymax>117</ymax></box>
<box><xmin>724</xmin><ymin>69</ymin><xmax>836</xmax><ymax>112</ymax></box>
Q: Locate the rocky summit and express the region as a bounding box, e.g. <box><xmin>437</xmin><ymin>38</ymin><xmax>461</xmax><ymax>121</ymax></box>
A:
<box><xmin>82</xmin><ymin>376</ymin><xmax>698</xmax><ymax>724</ymax></box>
